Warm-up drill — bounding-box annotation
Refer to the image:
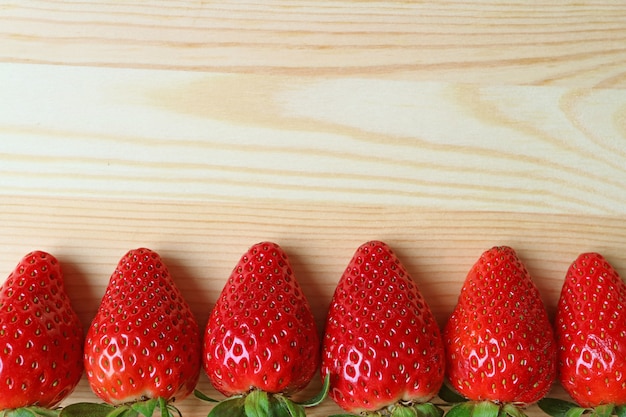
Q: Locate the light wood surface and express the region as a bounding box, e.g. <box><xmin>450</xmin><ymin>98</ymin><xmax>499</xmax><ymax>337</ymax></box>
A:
<box><xmin>1</xmin><ymin>1</ymin><xmax>626</xmax><ymax>416</ymax></box>
<box><xmin>2</xmin><ymin>0</ymin><xmax>626</xmax><ymax>87</ymax></box>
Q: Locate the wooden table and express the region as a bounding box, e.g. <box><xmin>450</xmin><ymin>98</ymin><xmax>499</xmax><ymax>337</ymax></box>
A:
<box><xmin>1</xmin><ymin>1</ymin><xmax>626</xmax><ymax>416</ymax></box>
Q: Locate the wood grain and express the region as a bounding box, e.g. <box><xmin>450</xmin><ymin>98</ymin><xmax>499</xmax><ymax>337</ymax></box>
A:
<box><xmin>1</xmin><ymin>1</ymin><xmax>626</xmax><ymax>87</ymax></box>
<box><xmin>1</xmin><ymin>195</ymin><xmax>626</xmax><ymax>415</ymax></box>
<box><xmin>2</xmin><ymin>63</ymin><xmax>626</xmax><ymax>215</ymax></box>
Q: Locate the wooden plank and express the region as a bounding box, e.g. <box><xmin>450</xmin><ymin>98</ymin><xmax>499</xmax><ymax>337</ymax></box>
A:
<box><xmin>2</xmin><ymin>63</ymin><xmax>626</xmax><ymax>214</ymax></box>
<box><xmin>1</xmin><ymin>195</ymin><xmax>625</xmax><ymax>415</ymax></box>
<box><xmin>1</xmin><ymin>1</ymin><xmax>625</xmax><ymax>87</ymax></box>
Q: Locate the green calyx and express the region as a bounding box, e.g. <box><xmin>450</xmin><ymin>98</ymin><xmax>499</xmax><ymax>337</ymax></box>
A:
<box><xmin>198</xmin><ymin>391</ymin><xmax>310</xmax><ymax>417</ymax></box>
<box><xmin>446</xmin><ymin>401</ymin><xmax>528</xmax><ymax>417</ymax></box>
<box><xmin>195</xmin><ymin>374</ymin><xmax>330</xmax><ymax>417</ymax></box>
<box><xmin>436</xmin><ymin>385</ymin><xmax>530</xmax><ymax>417</ymax></box>
<box><xmin>0</xmin><ymin>407</ymin><xmax>60</xmax><ymax>417</ymax></box>
<box><xmin>538</xmin><ymin>398</ymin><xmax>626</xmax><ymax>417</ymax></box>
<box><xmin>438</xmin><ymin>384</ymin><xmax>470</xmax><ymax>405</ymax></box>
<box><xmin>329</xmin><ymin>401</ymin><xmax>444</xmax><ymax>417</ymax></box>
<box><xmin>59</xmin><ymin>397</ymin><xmax>181</xmax><ymax>417</ymax></box>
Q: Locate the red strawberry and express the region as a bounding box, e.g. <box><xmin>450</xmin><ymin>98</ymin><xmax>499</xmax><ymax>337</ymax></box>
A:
<box><xmin>200</xmin><ymin>242</ymin><xmax>323</xmax><ymax>416</ymax></box>
<box><xmin>321</xmin><ymin>241</ymin><xmax>445</xmax><ymax>416</ymax></box>
<box><xmin>443</xmin><ymin>246</ymin><xmax>556</xmax><ymax>417</ymax></box>
<box><xmin>79</xmin><ymin>248</ymin><xmax>201</xmax><ymax>417</ymax></box>
<box><xmin>0</xmin><ymin>251</ymin><xmax>83</xmax><ymax>413</ymax></box>
<box><xmin>555</xmin><ymin>253</ymin><xmax>626</xmax><ymax>409</ymax></box>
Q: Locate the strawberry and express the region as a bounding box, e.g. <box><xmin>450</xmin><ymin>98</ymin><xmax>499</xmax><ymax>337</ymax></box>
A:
<box><xmin>198</xmin><ymin>242</ymin><xmax>325</xmax><ymax>417</ymax></box>
<box><xmin>0</xmin><ymin>251</ymin><xmax>83</xmax><ymax>415</ymax></box>
<box><xmin>443</xmin><ymin>246</ymin><xmax>557</xmax><ymax>417</ymax></box>
<box><xmin>539</xmin><ymin>253</ymin><xmax>626</xmax><ymax>417</ymax></box>
<box><xmin>68</xmin><ymin>248</ymin><xmax>201</xmax><ymax>417</ymax></box>
<box><xmin>321</xmin><ymin>241</ymin><xmax>445</xmax><ymax>417</ymax></box>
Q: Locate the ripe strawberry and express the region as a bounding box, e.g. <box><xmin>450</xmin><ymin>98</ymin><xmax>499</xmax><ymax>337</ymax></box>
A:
<box><xmin>443</xmin><ymin>246</ymin><xmax>556</xmax><ymax>417</ymax></box>
<box><xmin>199</xmin><ymin>242</ymin><xmax>324</xmax><ymax>417</ymax></box>
<box><xmin>321</xmin><ymin>241</ymin><xmax>445</xmax><ymax>416</ymax></box>
<box><xmin>0</xmin><ymin>251</ymin><xmax>83</xmax><ymax>413</ymax></box>
<box><xmin>554</xmin><ymin>253</ymin><xmax>626</xmax><ymax>410</ymax></box>
<box><xmin>77</xmin><ymin>248</ymin><xmax>201</xmax><ymax>417</ymax></box>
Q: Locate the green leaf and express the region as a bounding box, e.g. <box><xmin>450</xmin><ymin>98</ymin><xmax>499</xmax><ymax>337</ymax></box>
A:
<box><xmin>391</xmin><ymin>404</ymin><xmax>418</xmax><ymax>417</ymax></box>
<box><xmin>195</xmin><ymin>390</ymin><xmax>220</xmax><ymax>403</ymax></box>
<box><xmin>295</xmin><ymin>374</ymin><xmax>330</xmax><ymax>408</ymax></box>
<box><xmin>472</xmin><ymin>402</ymin><xmax>501</xmax><ymax>417</ymax></box>
<box><xmin>7</xmin><ymin>408</ymin><xmax>61</xmax><ymax>417</ymax></box>
<box><xmin>614</xmin><ymin>406</ymin><xmax>626</xmax><ymax>417</ymax></box>
<box><xmin>60</xmin><ymin>403</ymin><xmax>116</xmax><ymax>417</ymax></box>
<box><xmin>276</xmin><ymin>396</ymin><xmax>306</xmax><ymax>417</ymax></box>
<box><xmin>414</xmin><ymin>402</ymin><xmax>445</xmax><ymax>417</ymax></box>
<box><xmin>438</xmin><ymin>385</ymin><xmax>469</xmax><ymax>404</ymax></box>
<box><xmin>5</xmin><ymin>409</ymin><xmax>37</xmax><ymax>417</ymax></box>
<box><xmin>158</xmin><ymin>398</ymin><xmax>170</xmax><ymax>417</ymax></box>
<box><xmin>208</xmin><ymin>397</ymin><xmax>246</xmax><ymax>417</ymax></box>
<box><xmin>28</xmin><ymin>408</ymin><xmax>60</xmax><ymax>417</ymax></box>
<box><xmin>166</xmin><ymin>404</ymin><xmax>182</xmax><ymax>417</ymax></box>
<box><xmin>244</xmin><ymin>390</ymin><xmax>271</xmax><ymax>417</ymax></box>
<box><xmin>130</xmin><ymin>399</ymin><xmax>158</xmax><ymax>417</ymax></box>
<box><xmin>105</xmin><ymin>406</ymin><xmax>137</xmax><ymax>417</ymax></box>
<box><xmin>537</xmin><ymin>398</ymin><xmax>582</xmax><ymax>417</ymax></box>
<box><xmin>501</xmin><ymin>404</ymin><xmax>528</xmax><ymax>417</ymax></box>
<box><xmin>564</xmin><ymin>408</ymin><xmax>586</xmax><ymax>417</ymax></box>
<box><xmin>594</xmin><ymin>405</ymin><xmax>615</xmax><ymax>417</ymax></box>
<box><xmin>447</xmin><ymin>402</ymin><xmax>476</xmax><ymax>417</ymax></box>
